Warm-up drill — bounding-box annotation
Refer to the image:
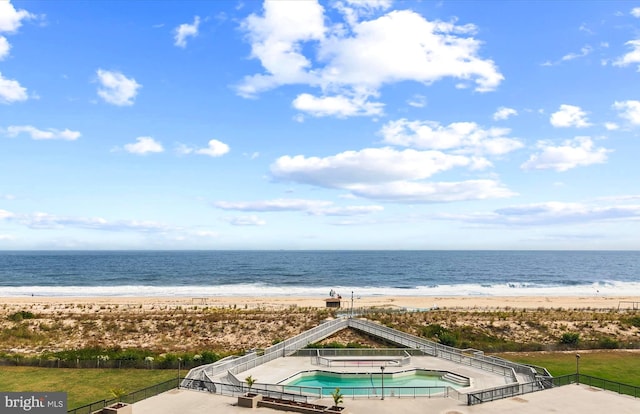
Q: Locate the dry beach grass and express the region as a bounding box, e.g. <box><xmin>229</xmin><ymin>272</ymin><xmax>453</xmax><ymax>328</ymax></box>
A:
<box><xmin>1</xmin><ymin>295</ymin><xmax>640</xmax><ymax>355</ymax></box>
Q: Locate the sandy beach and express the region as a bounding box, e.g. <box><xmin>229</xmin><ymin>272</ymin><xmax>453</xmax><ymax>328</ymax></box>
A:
<box><xmin>2</xmin><ymin>294</ymin><xmax>640</xmax><ymax>311</ymax></box>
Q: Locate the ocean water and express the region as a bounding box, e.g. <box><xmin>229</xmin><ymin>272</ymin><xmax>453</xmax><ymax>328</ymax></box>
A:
<box><xmin>0</xmin><ymin>250</ymin><xmax>638</xmax><ymax>297</ymax></box>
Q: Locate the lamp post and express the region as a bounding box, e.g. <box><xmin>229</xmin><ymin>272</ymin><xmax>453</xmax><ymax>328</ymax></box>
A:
<box><xmin>380</xmin><ymin>366</ymin><xmax>385</xmax><ymax>400</ymax></box>
<box><xmin>575</xmin><ymin>354</ymin><xmax>580</xmax><ymax>385</ymax></box>
<box><xmin>178</xmin><ymin>358</ymin><xmax>182</xmax><ymax>388</ymax></box>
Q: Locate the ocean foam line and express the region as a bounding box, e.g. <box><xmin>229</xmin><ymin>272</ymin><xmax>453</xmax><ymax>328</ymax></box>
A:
<box><xmin>1</xmin><ymin>281</ymin><xmax>640</xmax><ymax>297</ymax></box>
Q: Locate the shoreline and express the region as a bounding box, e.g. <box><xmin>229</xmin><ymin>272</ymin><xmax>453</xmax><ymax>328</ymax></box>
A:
<box><xmin>2</xmin><ymin>295</ymin><xmax>640</xmax><ymax>311</ymax></box>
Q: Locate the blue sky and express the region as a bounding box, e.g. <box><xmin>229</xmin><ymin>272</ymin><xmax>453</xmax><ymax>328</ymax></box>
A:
<box><xmin>2</xmin><ymin>0</ymin><xmax>640</xmax><ymax>250</ymax></box>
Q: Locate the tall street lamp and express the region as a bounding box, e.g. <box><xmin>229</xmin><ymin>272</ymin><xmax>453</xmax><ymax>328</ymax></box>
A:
<box><xmin>178</xmin><ymin>357</ymin><xmax>182</xmax><ymax>388</ymax></box>
<box><xmin>575</xmin><ymin>354</ymin><xmax>580</xmax><ymax>385</ymax></box>
<box><xmin>380</xmin><ymin>366</ymin><xmax>385</xmax><ymax>400</ymax></box>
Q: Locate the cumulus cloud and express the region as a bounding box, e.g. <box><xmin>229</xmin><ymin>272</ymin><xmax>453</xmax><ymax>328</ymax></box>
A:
<box><xmin>179</xmin><ymin>139</ymin><xmax>230</xmax><ymax>157</ymax></box>
<box><xmin>270</xmin><ymin>147</ymin><xmax>514</xmax><ymax>203</ymax></box>
<box><xmin>0</xmin><ymin>209</ymin><xmax>14</xmax><ymax>220</ymax></box>
<box><xmin>549</xmin><ymin>104</ymin><xmax>591</xmax><ymax>128</ymax></box>
<box><xmin>380</xmin><ymin>119</ymin><xmax>523</xmax><ymax>155</ymax></box>
<box><xmin>613</xmin><ymin>100</ymin><xmax>640</xmax><ymax>125</ymax></box>
<box><xmin>0</xmin><ymin>1</ymin><xmax>35</xmax><ymax>33</ymax></box>
<box><xmin>439</xmin><ymin>201</ymin><xmax>640</xmax><ymax>226</ymax></box>
<box><xmin>124</xmin><ymin>137</ymin><xmax>164</xmax><ymax>154</ymax></box>
<box><xmin>4</xmin><ymin>125</ymin><xmax>81</xmax><ymax>140</ymax></box>
<box><xmin>213</xmin><ymin>198</ymin><xmax>383</xmax><ymax>216</ymax></box>
<box><xmin>96</xmin><ymin>69</ymin><xmax>142</xmax><ymax>106</ymax></box>
<box><xmin>292</xmin><ymin>93</ymin><xmax>384</xmax><ymax>117</ymax></box>
<box><xmin>174</xmin><ymin>16</ymin><xmax>200</xmax><ymax>48</ymax></box>
<box><xmin>493</xmin><ymin>107</ymin><xmax>517</xmax><ymax>121</ymax></box>
<box><xmin>613</xmin><ymin>40</ymin><xmax>640</xmax><ymax>70</ymax></box>
<box><xmin>521</xmin><ymin>136</ymin><xmax>610</xmax><ymax>172</ymax></box>
<box><xmin>0</xmin><ymin>72</ymin><xmax>27</xmax><ymax>103</ymax></box>
<box><xmin>633</xmin><ymin>7</ymin><xmax>640</xmax><ymax>18</ymax></box>
<box><xmin>238</xmin><ymin>1</ymin><xmax>503</xmax><ymax>117</ymax></box>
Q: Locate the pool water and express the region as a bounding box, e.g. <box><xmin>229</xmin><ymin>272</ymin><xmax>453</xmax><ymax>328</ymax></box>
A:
<box><xmin>283</xmin><ymin>370</ymin><xmax>463</xmax><ymax>396</ymax></box>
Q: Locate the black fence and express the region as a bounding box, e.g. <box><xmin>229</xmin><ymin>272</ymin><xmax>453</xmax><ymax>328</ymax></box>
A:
<box><xmin>465</xmin><ymin>373</ymin><xmax>640</xmax><ymax>405</ymax></box>
<box><xmin>0</xmin><ymin>357</ymin><xmax>203</xmax><ymax>370</ymax></box>
<box><xmin>67</xmin><ymin>378</ymin><xmax>179</xmax><ymax>414</ymax></box>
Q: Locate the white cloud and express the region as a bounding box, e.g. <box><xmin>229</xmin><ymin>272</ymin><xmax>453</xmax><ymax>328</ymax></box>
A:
<box><xmin>124</xmin><ymin>137</ymin><xmax>164</xmax><ymax>154</ymax></box>
<box><xmin>0</xmin><ymin>1</ymin><xmax>34</xmax><ymax>33</ymax></box>
<box><xmin>350</xmin><ymin>179</ymin><xmax>515</xmax><ymax>203</ymax></box>
<box><xmin>0</xmin><ymin>72</ymin><xmax>27</xmax><ymax>103</ymax></box>
<box><xmin>0</xmin><ymin>209</ymin><xmax>14</xmax><ymax>220</ymax></box>
<box><xmin>493</xmin><ymin>107</ymin><xmax>517</xmax><ymax>121</ymax></box>
<box><xmin>96</xmin><ymin>69</ymin><xmax>142</xmax><ymax>106</ymax></box>
<box><xmin>174</xmin><ymin>16</ymin><xmax>200</xmax><ymax>48</ymax></box>
<box><xmin>9</xmin><ymin>211</ymin><xmax>171</xmax><ymax>232</ymax></box>
<box><xmin>238</xmin><ymin>0</ymin><xmax>326</xmax><ymax>97</ymax></box>
<box><xmin>632</xmin><ymin>7</ymin><xmax>640</xmax><ymax>18</ymax></box>
<box><xmin>380</xmin><ymin>119</ymin><xmax>523</xmax><ymax>155</ymax></box>
<box><xmin>270</xmin><ymin>147</ymin><xmax>515</xmax><ymax>203</ymax></box>
<box><xmin>549</xmin><ymin>104</ymin><xmax>591</xmax><ymax>128</ymax></box>
<box><xmin>613</xmin><ymin>100</ymin><xmax>640</xmax><ymax>125</ymax></box>
<box><xmin>613</xmin><ymin>40</ymin><xmax>640</xmax><ymax>70</ymax></box>
<box><xmin>272</xmin><ymin>147</ymin><xmax>472</xmax><ymax>188</ymax></box>
<box><xmin>292</xmin><ymin>93</ymin><xmax>384</xmax><ymax>117</ymax></box>
<box><xmin>0</xmin><ymin>36</ymin><xmax>9</xmax><ymax>60</ymax></box>
<box><xmin>5</xmin><ymin>125</ymin><xmax>80</xmax><ymax>140</ymax></box>
<box><xmin>441</xmin><ymin>201</ymin><xmax>640</xmax><ymax>226</ymax></box>
<box><xmin>521</xmin><ymin>136</ymin><xmax>610</xmax><ymax>172</ymax></box>
<box><xmin>197</xmin><ymin>139</ymin><xmax>230</xmax><ymax>157</ymax></box>
<box><xmin>561</xmin><ymin>45</ymin><xmax>593</xmax><ymax>61</ymax></box>
<box><xmin>238</xmin><ymin>2</ymin><xmax>503</xmax><ymax>117</ymax></box>
<box><xmin>215</xmin><ymin>198</ymin><xmax>332</xmax><ymax>212</ymax></box>
<box><xmin>178</xmin><ymin>140</ymin><xmax>229</xmax><ymax>157</ymax></box>
<box><xmin>213</xmin><ymin>198</ymin><xmax>383</xmax><ymax>216</ymax></box>
<box><xmin>0</xmin><ymin>234</ymin><xmax>15</xmax><ymax>241</ymax></box>
<box><xmin>223</xmin><ymin>215</ymin><xmax>266</xmax><ymax>226</ymax></box>
<box><xmin>604</xmin><ymin>122</ymin><xmax>619</xmax><ymax>131</ymax></box>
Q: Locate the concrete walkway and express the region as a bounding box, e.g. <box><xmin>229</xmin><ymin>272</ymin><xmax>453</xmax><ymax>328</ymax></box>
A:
<box><xmin>133</xmin><ymin>385</ymin><xmax>639</xmax><ymax>414</ymax></box>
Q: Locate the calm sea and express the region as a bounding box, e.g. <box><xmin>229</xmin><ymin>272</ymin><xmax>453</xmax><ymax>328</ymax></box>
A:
<box><xmin>0</xmin><ymin>250</ymin><xmax>638</xmax><ymax>297</ymax></box>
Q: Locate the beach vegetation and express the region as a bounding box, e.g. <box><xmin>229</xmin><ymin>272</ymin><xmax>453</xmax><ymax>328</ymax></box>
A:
<box><xmin>8</xmin><ymin>310</ymin><xmax>36</xmax><ymax>322</ymax></box>
<box><xmin>560</xmin><ymin>332</ymin><xmax>580</xmax><ymax>346</ymax></box>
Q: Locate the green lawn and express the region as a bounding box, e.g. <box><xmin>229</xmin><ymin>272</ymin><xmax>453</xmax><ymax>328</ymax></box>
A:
<box><xmin>496</xmin><ymin>351</ymin><xmax>640</xmax><ymax>386</ymax></box>
<box><xmin>0</xmin><ymin>367</ymin><xmax>178</xmax><ymax>409</ymax></box>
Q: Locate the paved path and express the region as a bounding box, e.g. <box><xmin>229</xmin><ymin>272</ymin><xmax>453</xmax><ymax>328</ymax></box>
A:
<box><xmin>133</xmin><ymin>385</ymin><xmax>639</xmax><ymax>414</ymax></box>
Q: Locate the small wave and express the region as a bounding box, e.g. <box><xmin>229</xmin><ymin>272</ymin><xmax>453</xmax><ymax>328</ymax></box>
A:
<box><xmin>1</xmin><ymin>281</ymin><xmax>640</xmax><ymax>297</ymax></box>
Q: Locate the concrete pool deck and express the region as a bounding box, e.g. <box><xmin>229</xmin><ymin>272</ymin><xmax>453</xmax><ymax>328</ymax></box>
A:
<box><xmin>237</xmin><ymin>355</ymin><xmax>513</xmax><ymax>391</ymax></box>
<box><xmin>144</xmin><ymin>354</ymin><xmax>638</xmax><ymax>413</ymax></box>
<box><xmin>132</xmin><ymin>384</ymin><xmax>639</xmax><ymax>414</ymax></box>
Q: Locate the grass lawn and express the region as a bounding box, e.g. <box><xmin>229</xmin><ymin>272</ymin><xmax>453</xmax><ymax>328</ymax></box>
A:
<box><xmin>496</xmin><ymin>350</ymin><xmax>640</xmax><ymax>386</ymax></box>
<box><xmin>0</xmin><ymin>367</ymin><xmax>178</xmax><ymax>409</ymax></box>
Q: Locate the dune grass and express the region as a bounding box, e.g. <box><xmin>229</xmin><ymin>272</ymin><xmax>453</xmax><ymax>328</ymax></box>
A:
<box><xmin>0</xmin><ymin>366</ymin><xmax>178</xmax><ymax>409</ymax></box>
<box><xmin>497</xmin><ymin>351</ymin><xmax>640</xmax><ymax>386</ymax></box>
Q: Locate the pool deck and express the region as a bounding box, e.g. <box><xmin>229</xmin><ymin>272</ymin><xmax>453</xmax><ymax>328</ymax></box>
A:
<box><xmin>131</xmin><ymin>355</ymin><xmax>639</xmax><ymax>413</ymax></box>
<box><xmin>237</xmin><ymin>355</ymin><xmax>511</xmax><ymax>391</ymax></box>
<box><xmin>132</xmin><ymin>384</ymin><xmax>640</xmax><ymax>414</ymax></box>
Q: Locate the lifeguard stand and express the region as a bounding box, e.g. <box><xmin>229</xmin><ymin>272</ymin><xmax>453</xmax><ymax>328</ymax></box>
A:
<box><xmin>325</xmin><ymin>297</ymin><xmax>341</xmax><ymax>308</ymax></box>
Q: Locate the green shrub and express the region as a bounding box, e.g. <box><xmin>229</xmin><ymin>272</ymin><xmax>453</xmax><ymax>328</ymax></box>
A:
<box><xmin>560</xmin><ymin>332</ymin><xmax>580</xmax><ymax>346</ymax></box>
<box><xmin>8</xmin><ymin>311</ymin><xmax>36</xmax><ymax>322</ymax></box>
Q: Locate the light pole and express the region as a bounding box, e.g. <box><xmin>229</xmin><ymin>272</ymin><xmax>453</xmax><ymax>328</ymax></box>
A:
<box><xmin>178</xmin><ymin>357</ymin><xmax>182</xmax><ymax>388</ymax></box>
<box><xmin>380</xmin><ymin>366</ymin><xmax>385</xmax><ymax>400</ymax></box>
<box><xmin>575</xmin><ymin>354</ymin><xmax>580</xmax><ymax>385</ymax></box>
